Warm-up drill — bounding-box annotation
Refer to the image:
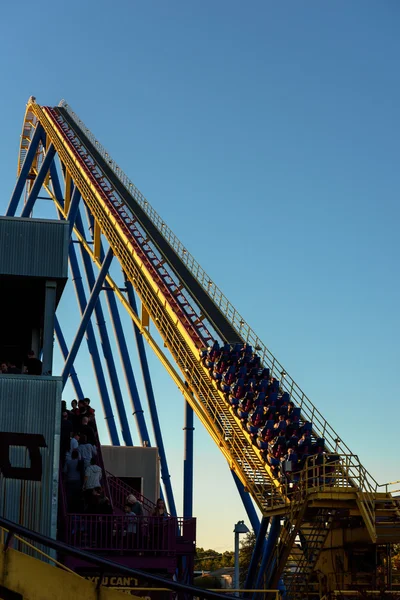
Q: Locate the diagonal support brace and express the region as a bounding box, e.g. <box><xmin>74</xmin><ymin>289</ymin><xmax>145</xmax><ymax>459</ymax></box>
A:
<box><xmin>62</xmin><ymin>248</ymin><xmax>113</xmax><ymax>387</ymax></box>
<box><xmin>21</xmin><ymin>144</ymin><xmax>56</xmax><ymax>217</ymax></box>
<box><xmin>6</xmin><ymin>123</ymin><xmax>44</xmax><ymax>216</ymax></box>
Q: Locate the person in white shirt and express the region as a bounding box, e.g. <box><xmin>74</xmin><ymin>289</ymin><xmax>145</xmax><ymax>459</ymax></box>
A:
<box><xmin>78</xmin><ymin>434</ymin><xmax>97</xmax><ymax>468</ymax></box>
<box><xmin>83</xmin><ymin>458</ymin><xmax>102</xmax><ymax>492</ymax></box>
<box><xmin>66</xmin><ymin>433</ymin><xmax>80</xmax><ymax>461</ymax></box>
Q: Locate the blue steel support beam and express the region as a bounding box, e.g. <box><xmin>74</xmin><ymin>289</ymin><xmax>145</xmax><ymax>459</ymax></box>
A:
<box><xmin>255</xmin><ymin>516</ymin><xmax>281</xmax><ymax>598</ymax></box>
<box><xmin>67</xmin><ymin>244</ymin><xmax>120</xmax><ymax>446</ymax></box>
<box><xmin>183</xmin><ymin>399</ymin><xmax>194</xmax><ymax>518</ymax></box>
<box><xmin>81</xmin><ymin>206</ymin><xmax>151</xmax><ymax>446</ymax></box>
<box><xmin>49</xmin><ymin>161</ymin><xmax>63</xmax><ymax>205</ymax></box>
<box><xmin>62</xmin><ymin>248</ymin><xmax>114</xmax><ymax>386</ymax></box>
<box><xmin>244</xmin><ymin>516</ymin><xmax>269</xmax><ymax>594</ymax></box>
<box><xmin>67</xmin><ymin>187</ymin><xmax>82</xmax><ymax>238</ymax></box>
<box><xmin>20</xmin><ymin>145</ymin><xmax>56</xmax><ymax>217</ymax></box>
<box><xmin>54</xmin><ymin>317</ymin><xmax>84</xmax><ymax>399</ymax></box>
<box><xmin>37</xmin><ymin>162</ymin><xmax>120</xmax><ymax>445</ymax></box>
<box><xmin>104</xmin><ymin>286</ymin><xmax>152</xmax><ymax>445</ymax></box>
<box><xmin>231</xmin><ymin>471</ymin><xmax>260</xmax><ymax>535</ymax></box>
<box><xmin>125</xmin><ymin>276</ymin><xmax>177</xmax><ymax>517</ymax></box>
<box><xmin>6</xmin><ymin>123</ymin><xmax>44</xmax><ymax>216</ymax></box>
<box><xmin>74</xmin><ymin>211</ymin><xmax>133</xmax><ymax>446</ymax></box>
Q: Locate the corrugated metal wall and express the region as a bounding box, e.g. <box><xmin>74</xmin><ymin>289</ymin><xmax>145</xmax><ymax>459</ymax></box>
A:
<box><xmin>0</xmin><ymin>217</ymin><xmax>68</xmax><ymax>278</ymax></box>
<box><xmin>0</xmin><ymin>375</ymin><xmax>62</xmax><ymax>541</ymax></box>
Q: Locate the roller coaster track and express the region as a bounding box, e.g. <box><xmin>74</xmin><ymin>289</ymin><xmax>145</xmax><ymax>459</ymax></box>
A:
<box><xmin>24</xmin><ymin>102</ymin><xmax>282</xmax><ymax>513</ymax></box>
<box><xmin>21</xmin><ymin>100</ymin><xmax>397</xmax><ymax>530</ymax></box>
<box><xmin>11</xmin><ymin>99</ymin><xmax>400</xmax><ymax>597</ymax></box>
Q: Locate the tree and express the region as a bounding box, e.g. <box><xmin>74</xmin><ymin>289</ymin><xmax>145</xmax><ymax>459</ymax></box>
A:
<box><xmin>195</xmin><ymin>532</ymin><xmax>257</xmax><ymax>588</ymax></box>
<box><xmin>195</xmin><ymin>547</ymin><xmax>234</xmax><ymax>572</ymax></box>
<box><xmin>194</xmin><ymin>576</ymin><xmax>222</xmax><ymax>589</ymax></box>
<box><xmin>239</xmin><ymin>532</ymin><xmax>256</xmax><ymax>587</ymax></box>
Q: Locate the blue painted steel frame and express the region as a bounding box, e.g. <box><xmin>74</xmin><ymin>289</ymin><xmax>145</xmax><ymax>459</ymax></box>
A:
<box><xmin>54</xmin><ymin>317</ymin><xmax>84</xmax><ymax>399</ymax></box>
<box><xmin>183</xmin><ymin>400</ymin><xmax>194</xmax><ymax>518</ymax></box>
<box><xmin>83</xmin><ymin>203</ymin><xmax>178</xmax><ymax>515</ymax></box>
<box><xmin>21</xmin><ymin>145</ymin><xmax>56</xmax><ymax>217</ymax></box>
<box><xmin>81</xmin><ymin>207</ymin><xmax>151</xmax><ymax>446</ymax></box>
<box><xmin>244</xmin><ymin>516</ymin><xmax>269</xmax><ymax>594</ymax></box>
<box><xmin>6</xmin><ymin>123</ymin><xmax>44</xmax><ymax>216</ymax></box>
<box><xmin>68</xmin><ymin>244</ymin><xmax>120</xmax><ymax>446</ymax></box>
<box><xmin>231</xmin><ymin>471</ymin><xmax>260</xmax><ymax>535</ymax></box>
<box><xmin>50</xmin><ymin>162</ymin><xmax>122</xmax><ymax>446</ymax></box>
<box><xmin>125</xmin><ymin>276</ymin><xmax>177</xmax><ymax>517</ymax></box>
<box><xmin>67</xmin><ymin>187</ymin><xmax>82</xmax><ymax>237</ymax></box>
<box><xmin>62</xmin><ymin>248</ymin><xmax>114</xmax><ymax>386</ymax></box>
<box><xmin>255</xmin><ymin>516</ymin><xmax>281</xmax><ymax>597</ymax></box>
<box><xmin>74</xmin><ymin>210</ymin><xmax>133</xmax><ymax>446</ymax></box>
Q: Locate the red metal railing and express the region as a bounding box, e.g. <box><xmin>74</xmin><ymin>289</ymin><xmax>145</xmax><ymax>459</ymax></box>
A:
<box><xmin>106</xmin><ymin>471</ymin><xmax>156</xmax><ymax>515</ymax></box>
<box><xmin>65</xmin><ymin>515</ymin><xmax>195</xmax><ymax>555</ymax></box>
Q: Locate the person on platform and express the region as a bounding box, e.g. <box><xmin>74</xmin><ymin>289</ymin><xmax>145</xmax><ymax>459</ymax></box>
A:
<box><xmin>78</xmin><ymin>434</ymin><xmax>97</xmax><ymax>469</ymax></box>
<box><xmin>61</xmin><ymin>412</ymin><xmax>73</xmax><ymax>464</ymax></box>
<box><xmin>64</xmin><ymin>449</ymin><xmax>83</xmax><ymax>511</ymax></box>
<box><xmin>7</xmin><ymin>360</ymin><xmax>21</xmax><ymax>374</ymax></box>
<box><xmin>83</xmin><ymin>458</ymin><xmax>102</xmax><ymax>505</ymax></box>
<box><xmin>26</xmin><ymin>350</ymin><xmax>42</xmax><ymax>375</ymax></box>
<box><xmin>66</xmin><ymin>432</ymin><xmax>80</xmax><ymax>460</ymax></box>
<box><xmin>80</xmin><ymin>416</ymin><xmax>96</xmax><ymax>445</ymax></box>
<box><xmin>126</xmin><ymin>494</ymin><xmax>144</xmax><ymax>517</ymax></box>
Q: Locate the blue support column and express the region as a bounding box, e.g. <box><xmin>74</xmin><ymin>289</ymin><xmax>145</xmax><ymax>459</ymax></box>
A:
<box><xmin>244</xmin><ymin>516</ymin><xmax>269</xmax><ymax>594</ymax></box>
<box><xmin>49</xmin><ymin>161</ymin><xmax>64</xmax><ymax>206</ymax></box>
<box><xmin>255</xmin><ymin>516</ymin><xmax>281</xmax><ymax>598</ymax></box>
<box><xmin>20</xmin><ymin>145</ymin><xmax>56</xmax><ymax>217</ymax></box>
<box><xmin>67</xmin><ymin>187</ymin><xmax>82</xmax><ymax>238</ymax></box>
<box><xmin>74</xmin><ymin>212</ymin><xmax>133</xmax><ymax>446</ymax></box>
<box><xmin>82</xmin><ymin>205</ymin><xmax>152</xmax><ymax>447</ymax></box>
<box><xmin>104</xmin><ymin>286</ymin><xmax>152</xmax><ymax>445</ymax></box>
<box><xmin>54</xmin><ymin>317</ymin><xmax>84</xmax><ymax>399</ymax></box>
<box><xmin>6</xmin><ymin>123</ymin><xmax>43</xmax><ymax>216</ymax></box>
<box><xmin>231</xmin><ymin>471</ymin><xmax>260</xmax><ymax>535</ymax></box>
<box><xmin>125</xmin><ymin>277</ymin><xmax>177</xmax><ymax>517</ymax></box>
<box><xmin>62</xmin><ymin>248</ymin><xmax>114</xmax><ymax>386</ymax></box>
<box><xmin>183</xmin><ymin>400</ymin><xmax>194</xmax><ymax>518</ymax></box>
<box><xmin>67</xmin><ymin>244</ymin><xmax>120</xmax><ymax>446</ymax></box>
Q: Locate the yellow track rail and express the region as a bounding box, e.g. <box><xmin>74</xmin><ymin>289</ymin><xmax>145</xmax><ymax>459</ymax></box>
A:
<box><xmin>30</xmin><ymin>101</ymin><xmax>287</xmax><ymax>514</ymax></box>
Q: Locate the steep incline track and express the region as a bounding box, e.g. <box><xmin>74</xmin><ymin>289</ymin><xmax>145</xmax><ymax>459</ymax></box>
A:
<box><xmin>29</xmin><ymin>102</ymin><xmax>285</xmax><ymax>513</ymax></box>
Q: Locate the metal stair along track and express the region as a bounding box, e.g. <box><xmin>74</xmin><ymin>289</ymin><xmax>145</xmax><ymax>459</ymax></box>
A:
<box><xmin>28</xmin><ymin>101</ymin><xmax>283</xmax><ymax>514</ymax></box>
<box><xmin>284</xmin><ymin>509</ymin><xmax>335</xmax><ymax>599</ymax></box>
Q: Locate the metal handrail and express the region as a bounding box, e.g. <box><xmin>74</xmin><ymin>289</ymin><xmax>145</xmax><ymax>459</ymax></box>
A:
<box><xmin>285</xmin><ymin>453</ymin><xmax>377</xmax><ymax>539</ymax></box>
<box><xmin>106</xmin><ymin>470</ymin><xmax>157</xmax><ymax>514</ymax></box>
<box><xmin>0</xmin><ymin>515</ymin><xmax>231</xmax><ymax>600</ymax></box>
<box><xmin>58</xmin><ymin>99</ymin><xmax>375</xmax><ymax>488</ymax></box>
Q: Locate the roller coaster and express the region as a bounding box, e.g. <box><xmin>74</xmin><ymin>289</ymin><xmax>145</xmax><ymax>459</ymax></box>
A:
<box><xmin>1</xmin><ymin>97</ymin><xmax>400</xmax><ymax>600</ymax></box>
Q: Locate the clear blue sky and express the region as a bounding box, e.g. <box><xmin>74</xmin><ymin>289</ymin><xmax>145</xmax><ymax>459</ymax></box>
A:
<box><xmin>0</xmin><ymin>1</ymin><xmax>399</xmax><ymax>551</ymax></box>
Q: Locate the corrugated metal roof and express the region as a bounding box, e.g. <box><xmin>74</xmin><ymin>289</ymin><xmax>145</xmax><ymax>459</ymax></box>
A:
<box><xmin>0</xmin><ymin>217</ymin><xmax>68</xmax><ymax>279</ymax></box>
<box><xmin>0</xmin><ymin>375</ymin><xmax>62</xmax><ymax>546</ymax></box>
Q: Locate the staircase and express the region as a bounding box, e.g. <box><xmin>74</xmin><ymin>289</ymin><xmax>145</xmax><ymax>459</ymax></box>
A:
<box><xmin>106</xmin><ymin>471</ymin><xmax>156</xmax><ymax>514</ymax></box>
<box><xmin>284</xmin><ymin>509</ymin><xmax>334</xmax><ymax>599</ymax></box>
